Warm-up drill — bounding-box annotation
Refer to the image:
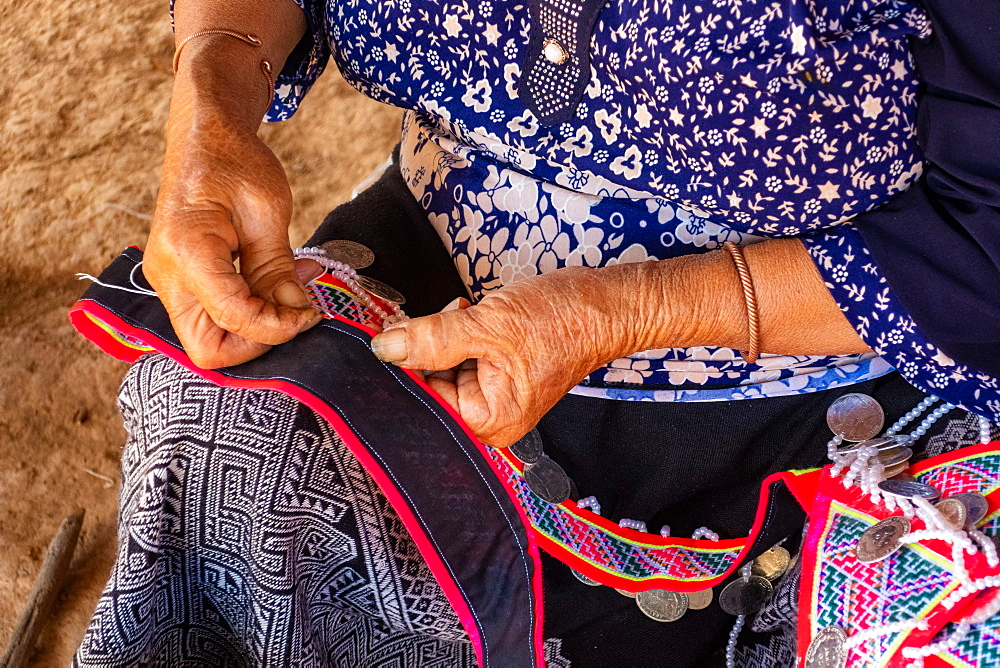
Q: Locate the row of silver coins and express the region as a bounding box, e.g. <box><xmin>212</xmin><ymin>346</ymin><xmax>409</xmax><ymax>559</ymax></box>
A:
<box><xmin>571</xmin><ymin>545</ymin><xmax>793</xmax><ymax>622</ymax></box>
<box><xmin>513</xmin><ymin>430</ymin><xmax>794</xmax><ymax>620</ymax></box>
<box><xmin>854</xmin><ymin>486</ymin><xmax>991</xmax><ymax>563</ymax></box>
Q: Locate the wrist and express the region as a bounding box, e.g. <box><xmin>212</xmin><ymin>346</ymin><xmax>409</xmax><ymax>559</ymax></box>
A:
<box><xmin>171</xmin><ymin>35</ymin><xmax>275</xmax><ymax>133</ymax></box>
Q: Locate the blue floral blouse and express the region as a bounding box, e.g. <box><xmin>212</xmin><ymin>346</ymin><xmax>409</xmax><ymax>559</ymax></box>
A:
<box><xmin>262</xmin><ymin>0</ymin><xmax>999</xmax><ymax>420</ymax></box>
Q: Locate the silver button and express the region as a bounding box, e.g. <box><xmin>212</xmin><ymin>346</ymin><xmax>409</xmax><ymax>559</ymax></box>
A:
<box><xmin>542</xmin><ymin>38</ymin><xmax>569</xmax><ymax>65</ymax></box>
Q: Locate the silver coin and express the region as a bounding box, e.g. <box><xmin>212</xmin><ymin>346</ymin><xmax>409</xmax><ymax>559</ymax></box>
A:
<box><xmin>523</xmin><ymin>456</ymin><xmax>572</xmax><ymax>505</ymax></box>
<box><xmin>854</xmin><ymin>516</ymin><xmax>911</xmax><ymax>563</ymax></box>
<box><xmin>877</xmin><ymin>479</ymin><xmax>941</xmax><ymax>500</ymax></box>
<box><xmin>636</xmin><ymin>590</ymin><xmax>689</xmax><ymax>622</ymax></box>
<box><xmin>826</xmin><ymin>393</ymin><xmax>885</xmax><ymax>441</ymax></box>
<box><xmin>509</xmin><ymin>429</ymin><xmax>544</xmax><ymax>464</ymax></box>
<box><xmin>837</xmin><ymin>435</ymin><xmax>901</xmax><ymax>454</ymax></box>
<box><xmin>951</xmin><ymin>492</ymin><xmax>990</xmax><ymax>525</ymax></box>
<box><xmin>320</xmin><ymin>240</ymin><xmax>375</xmax><ymax>269</ymax></box>
<box><xmin>615</xmin><ymin>588</ymin><xmax>637</xmax><ymax>598</ymax></box>
<box><xmin>571</xmin><ymin>569</ymin><xmax>602</xmax><ymax>587</ymax></box>
<box><xmin>718</xmin><ymin>576</ymin><xmax>773</xmax><ymax>616</ymax></box>
<box><xmin>878</xmin><ymin>446</ymin><xmax>913</xmax><ymax>468</ymax></box>
<box><xmin>356</xmin><ymin>275</ymin><xmax>406</xmax><ymax>304</ymax></box>
<box><xmin>883</xmin><ymin>462</ymin><xmax>911</xmax><ymax>479</ymax></box>
<box><xmin>687</xmin><ymin>588</ymin><xmax>713</xmax><ymax>610</ymax></box>
<box><xmin>935</xmin><ymin>498</ymin><xmax>968</xmax><ymax>531</ymax></box>
<box><xmin>751</xmin><ymin>546</ymin><xmax>791</xmax><ymax>581</ymax></box>
<box><xmin>805</xmin><ymin>626</ymin><xmax>847</xmax><ymax>668</ymax></box>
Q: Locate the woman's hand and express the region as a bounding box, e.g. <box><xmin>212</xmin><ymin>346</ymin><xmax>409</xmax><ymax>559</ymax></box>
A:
<box><xmin>371</xmin><ymin>266</ymin><xmax>643</xmax><ymax>447</ymax></box>
<box><xmin>145</xmin><ymin>111</ymin><xmax>322</xmax><ymax>369</ymax></box>
<box><xmin>144</xmin><ymin>16</ymin><xmax>319</xmax><ymax>370</ymax></box>
<box><xmin>369</xmin><ymin>240</ymin><xmax>872</xmax><ymax>447</ymax></box>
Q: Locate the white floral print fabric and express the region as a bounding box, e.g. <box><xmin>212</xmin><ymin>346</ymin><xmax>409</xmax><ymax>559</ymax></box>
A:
<box><xmin>260</xmin><ymin>0</ymin><xmax>1000</xmax><ymax>420</ymax></box>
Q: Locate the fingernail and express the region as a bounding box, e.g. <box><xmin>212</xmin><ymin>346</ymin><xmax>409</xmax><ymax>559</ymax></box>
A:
<box><xmin>275</xmin><ymin>281</ymin><xmax>311</xmax><ymax>310</ymax></box>
<box><xmin>371</xmin><ymin>328</ymin><xmax>407</xmax><ymax>363</ymax></box>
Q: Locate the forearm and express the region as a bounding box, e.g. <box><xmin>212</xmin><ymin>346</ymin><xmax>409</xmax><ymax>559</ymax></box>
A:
<box><xmin>171</xmin><ymin>0</ymin><xmax>307</xmax><ymax>132</ymax></box>
<box><xmin>600</xmin><ymin>238</ymin><xmax>871</xmax><ymax>360</ymax></box>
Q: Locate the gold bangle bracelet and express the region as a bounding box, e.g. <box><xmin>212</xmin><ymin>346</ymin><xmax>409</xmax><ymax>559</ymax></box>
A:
<box><xmin>172</xmin><ymin>30</ymin><xmax>274</xmax><ymax>105</ymax></box>
<box><xmin>722</xmin><ymin>241</ymin><xmax>760</xmax><ymax>365</ymax></box>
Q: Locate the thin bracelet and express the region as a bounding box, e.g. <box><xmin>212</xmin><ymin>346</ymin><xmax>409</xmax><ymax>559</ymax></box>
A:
<box><xmin>722</xmin><ymin>241</ymin><xmax>760</xmax><ymax>364</ymax></box>
<box><xmin>172</xmin><ymin>30</ymin><xmax>274</xmax><ymax>105</ymax></box>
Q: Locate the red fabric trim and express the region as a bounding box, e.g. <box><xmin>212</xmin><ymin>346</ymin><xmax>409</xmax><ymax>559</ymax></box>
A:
<box><xmin>507</xmin><ymin>446</ymin><xmax>822</xmax><ymax>590</ymax></box>
<box><xmin>69</xmin><ymin>299</ymin><xmax>549</xmax><ymax>668</ymax></box>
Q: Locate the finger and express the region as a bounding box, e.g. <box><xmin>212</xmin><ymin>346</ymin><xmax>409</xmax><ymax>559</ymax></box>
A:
<box><xmin>424</xmin><ymin>375</ymin><xmax>459</xmax><ymax>411</ymax></box>
<box><xmin>163</xmin><ymin>289</ymin><xmax>273</xmax><ymax>368</ymax></box>
<box><xmin>239</xmin><ymin>230</ymin><xmax>312</xmax><ymax>309</ymax></box>
<box><xmin>453</xmin><ymin>359</ymin><xmax>514</xmax><ymax>444</ymax></box>
<box><xmin>177</xmin><ymin>225</ymin><xmax>320</xmax><ymax>345</ymax></box>
<box><xmin>370</xmin><ymin>309</ymin><xmax>491</xmax><ymax>370</ymax></box>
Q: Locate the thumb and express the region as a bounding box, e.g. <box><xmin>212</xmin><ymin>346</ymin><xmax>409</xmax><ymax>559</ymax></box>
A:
<box><xmin>370</xmin><ymin>308</ymin><xmax>487</xmax><ymax>370</ymax></box>
<box><xmin>240</xmin><ymin>234</ymin><xmax>313</xmax><ymax>310</ymax></box>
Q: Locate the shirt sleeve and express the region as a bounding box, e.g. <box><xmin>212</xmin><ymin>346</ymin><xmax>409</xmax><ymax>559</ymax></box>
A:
<box><xmin>264</xmin><ymin>0</ymin><xmax>332</xmax><ymax>122</ymax></box>
<box><xmin>802</xmin><ymin>226</ymin><xmax>1000</xmax><ymax>422</ymax></box>
<box><xmin>801</xmin><ymin>1</ymin><xmax>1000</xmax><ymax>421</ymax></box>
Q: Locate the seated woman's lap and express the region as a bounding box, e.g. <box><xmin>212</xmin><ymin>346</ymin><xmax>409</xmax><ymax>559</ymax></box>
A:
<box><xmin>76</xmin><ymin>353</ymin><xmax>474</xmax><ymax>667</ymax></box>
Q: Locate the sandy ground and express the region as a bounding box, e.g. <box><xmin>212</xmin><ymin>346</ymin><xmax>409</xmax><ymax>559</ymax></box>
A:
<box><xmin>0</xmin><ymin>0</ymin><xmax>401</xmax><ymax>663</ymax></box>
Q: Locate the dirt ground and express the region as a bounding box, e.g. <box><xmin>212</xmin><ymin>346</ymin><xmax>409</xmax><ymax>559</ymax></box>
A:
<box><xmin>0</xmin><ymin>1</ymin><xmax>401</xmax><ymax>663</ymax></box>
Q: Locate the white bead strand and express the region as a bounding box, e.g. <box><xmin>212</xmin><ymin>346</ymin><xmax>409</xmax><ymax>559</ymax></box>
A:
<box><xmin>979</xmin><ymin>415</ymin><xmax>994</xmax><ymax>445</ymax></box>
<box><xmin>724</xmin><ymin>614</ymin><xmax>745</xmax><ymax>668</ymax></box>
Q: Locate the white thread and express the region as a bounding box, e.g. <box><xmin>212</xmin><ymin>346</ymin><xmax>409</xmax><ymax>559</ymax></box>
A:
<box><xmin>77</xmin><ymin>265</ymin><xmax>157</xmax><ymax>297</ymax></box>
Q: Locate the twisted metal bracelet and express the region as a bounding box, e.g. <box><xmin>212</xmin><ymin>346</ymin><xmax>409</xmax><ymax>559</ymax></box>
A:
<box><xmin>722</xmin><ymin>241</ymin><xmax>760</xmax><ymax>364</ymax></box>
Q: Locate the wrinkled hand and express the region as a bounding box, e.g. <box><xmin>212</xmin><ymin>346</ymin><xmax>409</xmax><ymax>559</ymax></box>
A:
<box><xmin>371</xmin><ymin>267</ymin><xmax>638</xmax><ymax>447</ymax></box>
<box><xmin>144</xmin><ymin>114</ymin><xmax>322</xmax><ymax>369</ymax></box>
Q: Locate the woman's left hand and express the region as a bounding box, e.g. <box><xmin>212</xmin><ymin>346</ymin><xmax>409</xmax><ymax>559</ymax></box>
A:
<box><xmin>367</xmin><ymin>239</ymin><xmax>872</xmax><ymax>447</ymax></box>
<box><xmin>370</xmin><ymin>266</ymin><xmax>642</xmax><ymax>447</ymax></box>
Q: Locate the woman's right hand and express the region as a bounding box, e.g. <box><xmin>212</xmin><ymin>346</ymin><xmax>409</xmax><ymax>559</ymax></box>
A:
<box><xmin>144</xmin><ymin>34</ymin><xmax>321</xmax><ymax>369</ymax></box>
